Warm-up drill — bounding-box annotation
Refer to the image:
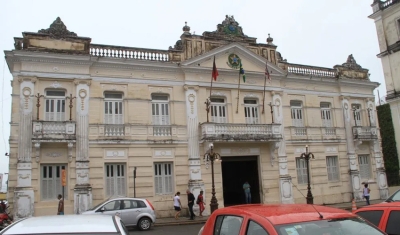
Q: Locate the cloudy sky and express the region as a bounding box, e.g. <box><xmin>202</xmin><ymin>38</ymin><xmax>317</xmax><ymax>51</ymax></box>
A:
<box><xmin>0</xmin><ymin>0</ymin><xmax>384</xmax><ymax>191</ymax></box>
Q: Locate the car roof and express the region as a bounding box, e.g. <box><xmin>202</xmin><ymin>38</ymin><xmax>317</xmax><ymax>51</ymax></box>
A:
<box><xmin>357</xmin><ymin>201</ymin><xmax>400</xmax><ymax>209</ymax></box>
<box><xmin>217</xmin><ymin>204</ymin><xmax>356</xmax><ymax>225</ymax></box>
<box><xmin>3</xmin><ymin>215</ymin><xmax>119</xmax><ymax>234</ymax></box>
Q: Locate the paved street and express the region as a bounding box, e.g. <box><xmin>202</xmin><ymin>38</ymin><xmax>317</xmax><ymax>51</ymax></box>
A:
<box><xmin>128</xmin><ymin>224</ymin><xmax>204</xmax><ymax>235</ymax></box>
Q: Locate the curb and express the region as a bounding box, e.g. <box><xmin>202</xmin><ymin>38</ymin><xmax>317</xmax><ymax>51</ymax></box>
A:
<box><xmin>155</xmin><ymin>219</ymin><xmax>207</xmax><ymax>227</ymax></box>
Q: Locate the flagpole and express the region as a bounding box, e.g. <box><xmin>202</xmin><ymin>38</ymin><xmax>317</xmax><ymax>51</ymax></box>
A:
<box><xmin>206</xmin><ymin>74</ymin><xmax>214</xmax><ymax>123</ymax></box>
<box><xmin>262</xmin><ymin>75</ymin><xmax>267</xmax><ymax>114</ymax></box>
<box><xmin>236</xmin><ymin>72</ymin><xmax>241</xmax><ymax>114</ymax></box>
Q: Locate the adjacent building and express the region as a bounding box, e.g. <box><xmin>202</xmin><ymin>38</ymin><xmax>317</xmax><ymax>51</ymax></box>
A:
<box><xmin>5</xmin><ymin>16</ymin><xmax>388</xmax><ymax>219</ymax></box>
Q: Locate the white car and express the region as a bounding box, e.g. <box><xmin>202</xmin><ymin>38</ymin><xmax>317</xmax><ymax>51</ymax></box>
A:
<box><xmin>0</xmin><ymin>215</ymin><xmax>129</xmax><ymax>235</ymax></box>
<box><xmin>82</xmin><ymin>197</ymin><xmax>156</xmax><ymax>231</ymax></box>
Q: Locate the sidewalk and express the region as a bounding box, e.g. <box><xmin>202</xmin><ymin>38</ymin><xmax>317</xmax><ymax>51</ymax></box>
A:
<box><xmin>154</xmin><ymin>199</ymin><xmax>384</xmax><ymax>226</ymax></box>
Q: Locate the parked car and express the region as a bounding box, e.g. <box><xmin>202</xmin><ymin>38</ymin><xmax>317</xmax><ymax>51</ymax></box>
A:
<box><xmin>0</xmin><ymin>215</ymin><xmax>129</xmax><ymax>235</ymax></box>
<box><xmin>82</xmin><ymin>197</ymin><xmax>156</xmax><ymax>231</ymax></box>
<box><xmin>354</xmin><ymin>201</ymin><xmax>400</xmax><ymax>235</ymax></box>
<box><xmin>385</xmin><ymin>188</ymin><xmax>400</xmax><ymax>202</ymax></box>
<box><xmin>198</xmin><ymin>204</ymin><xmax>384</xmax><ymax>235</ymax></box>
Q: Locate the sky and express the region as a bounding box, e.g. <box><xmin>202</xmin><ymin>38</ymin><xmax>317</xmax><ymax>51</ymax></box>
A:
<box><xmin>0</xmin><ymin>0</ymin><xmax>385</xmax><ymax>191</ymax></box>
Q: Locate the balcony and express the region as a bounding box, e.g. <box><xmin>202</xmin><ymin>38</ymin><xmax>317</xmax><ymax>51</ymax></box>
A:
<box><xmin>287</xmin><ymin>126</ymin><xmax>345</xmax><ymax>141</ymax></box>
<box><xmin>352</xmin><ymin>126</ymin><xmax>378</xmax><ymax>140</ymax></box>
<box><xmin>200</xmin><ymin>123</ymin><xmax>282</xmax><ymax>142</ymax></box>
<box><xmin>32</xmin><ymin>121</ymin><xmax>76</xmax><ymax>140</ymax></box>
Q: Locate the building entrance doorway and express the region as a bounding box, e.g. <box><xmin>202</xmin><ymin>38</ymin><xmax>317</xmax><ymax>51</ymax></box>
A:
<box><xmin>221</xmin><ymin>156</ymin><xmax>260</xmax><ymax>206</ymax></box>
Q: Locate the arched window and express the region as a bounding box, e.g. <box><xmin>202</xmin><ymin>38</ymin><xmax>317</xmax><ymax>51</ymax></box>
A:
<box><xmin>151</xmin><ymin>94</ymin><xmax>170</xmax><ymax>125</ymax></box>
<box><xmin>320</xmin><ymin>102</ymin><xmax>332</xmax><ymax>127</ymax></box>
<box><xmin>210</xmin><ymin>97</ymin><xmax>227</xmax><ymax>123</ymax></box>
<box><xmin>244</xmin><ymin>99</ymin><xmax>259</xmax><ymax>124</ymax></box>
<box><xmin>104</xmin><ymin>92</ymin><xmax>123</xmax><ymax>124</ymax></box>
<box><xmin>290</xmin><ymin>100</ymin><xmax>303</xmax><ymax>127</ymax></box>
<box><xmin>45</xmin><ymin>90</ymin><xmax>66</xmax><ymax>121</ymax></box>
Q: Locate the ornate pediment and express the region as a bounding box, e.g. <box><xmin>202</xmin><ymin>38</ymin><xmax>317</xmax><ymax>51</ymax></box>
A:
<box><xmin>38</xmin><ymin>17</ymin><xmax>78</xmax><ymax>38</ymax></box>
<box><xmin>341</xmin><ymin>54</ymin><xmax>362</xmax><ymax>70</ymax></box>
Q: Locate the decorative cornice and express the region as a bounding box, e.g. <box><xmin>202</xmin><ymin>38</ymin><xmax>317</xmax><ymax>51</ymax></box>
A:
<box><xmin>18</xmin><ymin>76</ymin><xmax>37</xmax><ymax>83</ymax></box>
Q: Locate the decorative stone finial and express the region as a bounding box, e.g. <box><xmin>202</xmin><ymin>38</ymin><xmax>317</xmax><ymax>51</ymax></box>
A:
<box><xmin>267</xmin><ymin>33</ymin><xmax>273</xmax><ymax>44</ymax></box>
<box><xmin>342</xmin><ymin>54</ymin><xmax>362</xmax><ymax>70</ymax></box>
<box><xmin>38</xmin><ymin>17</ymin><xmax>77</xmax><ymax>38</ymax></box>
<box><xmin>183</xmin><ymin>21</ymin><xmax>191</xmax><ymax>35</ymax></box>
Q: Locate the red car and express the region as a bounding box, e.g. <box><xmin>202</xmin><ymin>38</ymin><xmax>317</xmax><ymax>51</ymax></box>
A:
<box><xmin>354</xmin><ymin>201</ymin><xmax>400</xmax><ymax>235</ymax></box>
<box><xmin>198</xmin><ymin>204</ymin><xmax>384</xmax><ymax>235</ymax></box>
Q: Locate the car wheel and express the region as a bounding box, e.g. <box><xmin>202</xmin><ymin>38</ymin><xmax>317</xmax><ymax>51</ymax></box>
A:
<box><xmin>138</xmin><ymin>217</ymin><xmax>151</xmax><ymax>231</ymax></box>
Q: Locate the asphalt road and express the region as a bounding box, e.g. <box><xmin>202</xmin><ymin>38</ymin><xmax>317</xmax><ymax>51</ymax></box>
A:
<box><xmin>128</xmin><ymin>224</ymin><xmax>204</xmax><ymax>235</ymax></box>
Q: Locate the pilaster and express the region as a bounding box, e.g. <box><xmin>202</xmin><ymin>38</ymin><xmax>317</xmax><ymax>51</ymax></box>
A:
<box><xmin>74</xmin><ymin>79</ymin><xmax>92</xmax><ymax>213</ymax></box>
<box><xmin>184</xmin><ymin>85</ymin><xmax>207</xmax><ymax>215</ymax></box>
<box><xmin>272</xmin><ymin>92</ymin><xmax>294</xmax><ymax>204</ymax></box>
<box><xmin>14</xmin><ymin>77</ymin><xmax>36</xmax><ymax>219</ymax></box>
<box><xmin>372</xmin><ymin>140</ymin><xmax>389</xmax><ymax>199</ymax></box>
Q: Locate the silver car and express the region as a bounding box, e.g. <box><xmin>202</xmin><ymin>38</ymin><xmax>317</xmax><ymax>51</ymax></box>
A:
<box><xmin>83</xmin><ymin>197</ymin><xmax>156</xmax><ymax>231</ymax></box>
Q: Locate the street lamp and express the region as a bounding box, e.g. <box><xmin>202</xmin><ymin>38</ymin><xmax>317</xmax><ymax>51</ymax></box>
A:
<box><xmin>299</xmin><ymin>145</ymin><xmax>314</xmax><ymax>204</ymax></box>
<box><xmin>203</xmin><ymin>143</ymin><xmax>221</xmax><ymax>213</ymax></box>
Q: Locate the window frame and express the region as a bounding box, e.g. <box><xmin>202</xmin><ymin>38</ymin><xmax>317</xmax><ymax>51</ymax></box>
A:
<box><xmin>105</xmin><ymin>163</ymin><xmax>127</xmax><ymax>197</ymax></box>
<box><xmin>358</xmin><ymin>155</ymin><xmax>372</xmax><ymax>179</ymax></box>
<box><xmin>320</xmin><ymin>102</ymin><xmax>333</xmax><ymax>127</ymax></box>
<box><xmin>326</xmin><ymin>156</ymin><xmax>340</xmax><ymax>181</ymax></box>
<box><xmin>151</xmin><ymin>94</ymin><xmax>170</xmax><ymax>125</ymax></box>
<box><xmin>44</xmin><ymin>90</ymin><xmax>66</xmax><ymax>121</ymax></box>
<box><xmin>352</xmin><ymin>104</ymin><xmax>362</xmax><ymax>126</ymax></box>
<box><xmin>40</xmin><ymin>164</ymin><xmax>68</xmax><ymax>201</ymax></box>
<box><xmin>295</xmin><ymin>157</ymin><xmax>308</xmax><ymax>185</ymax></box>
<box><xmin>244</xmin><ymin>99</ymin><xmax>259</xmax><ymax>124</ymax></box>
<box><xmin>154</xmin><ymin>162</ymin><xmax>174</xmax><ymax>195</ymax></box>
<box><xmin>104</xmin><ymin>92</ymin><xmax>124</xmax><ymax>125</ymax></box>
<box><xmin>210</xmin><ymin>97</ymin><xmax>227</xmax><ymax>123</ymax></box>
<box><xmin>290</xmin><ymin>100</ymin><xmax>304</xmax><ymax>127</ymax></box>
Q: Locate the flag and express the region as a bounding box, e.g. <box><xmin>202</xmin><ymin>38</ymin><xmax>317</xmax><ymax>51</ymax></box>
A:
<box><xmin>212</xmin><ymin>56</ymin><xmax>219</xmax><ymax>81</ymax></box>
<box><xmin>265</xmin><ymin>62</ymin><xmax>271</xmax><ymax>81</ymax></box>
<box><xmin>239</xmin><ymin>61</ymin><xmax>246</xmax><ymax>82</ymax></box>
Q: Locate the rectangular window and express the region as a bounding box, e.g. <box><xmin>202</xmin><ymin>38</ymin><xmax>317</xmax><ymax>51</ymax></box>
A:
<box><xmin>244</xmin><ymin>99</ymin><xmax>259</xmax><ymax>124</ymax></box>
<box><xmin>290</xmin><ymin>101</ymin><xmax>304</xmax><ymax>127</ymax></box>
<box><xmin>105</xmin><ymin>164</ymin><xmax>126</xmax><ymax>197</ymax></box>
<box><xmin>152</xmin><ymin>94</ymin><xmax>170</xmax><ymax>125</ymax></box>
<box><xmin>326</xmin><ymin>156</ymin><xmax>339</xmax><ymax>181</ymax></box>
<box><xmin>154</xmin><ymin>162</ymin><xmax>173</xmax><ymax>195</ymax></box>
<box><xmin>320</xmin><ymin>102</ymin><xmax>332</xmax><ymax>127</ymax></box>
<box><xmin>352</xmin><ymin>104</ymin><xmax>362</xmax><ymax>126</ymax></box>
<box><xmin>359</xmin><ymin>155</ymin><xmax>371</xmax><ymax>179</ymax></box>
<box><xmin>104</xmin><ymin>93</ymin><xmax>123</xmax><ymax>124</ymax></box>
<box><xmin>211</xmin><ymin>98</ymin><xmax>227</xmax><ymax>123</ymax></box>
<box><xmin>41</xmin><ymin>165</ymin><xmax>67</xmax><ymax>200</ymax></box>
<box><xmin>45</xmin><ymin>90</ymin><xmax>66</xmax><ymax>121</ymax></box>
<box><xmin>296</xmin><ymin>158</ymin><xmax>308</xmax><ymax>184</ymax></box>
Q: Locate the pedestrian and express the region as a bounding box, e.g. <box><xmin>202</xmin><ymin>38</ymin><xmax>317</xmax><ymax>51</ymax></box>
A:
<box><xmin>363</xmin><ymin>183</ymin><xmax>371</xmax><ymax>205</ymax></box>
<box><xmin>57</xmin><ymin>194</ymin><xmax>64</xmax><ymax>215</ymax></box>
<box><xmin>173</xmin><ymin>192</ymin><xmax>182</xmax><ymax>220</ymax></box>
<box><xmin>243</xmin><ymin>181</ymin><xmax>251</xmax><ymax>204</ymax></box>
<box><xmin>197</xmin><ymin>190</ymin><xmax>205</xmax><ymax>217</ymax></box>
<box><xmin>187</xmin><ymin>189</ymin><xmax>195</xmax><ymax>220</ymax></box>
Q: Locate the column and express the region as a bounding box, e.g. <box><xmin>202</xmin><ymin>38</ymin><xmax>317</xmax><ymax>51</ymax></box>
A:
<box><xmin>342</xmin><ymin>97</ymin><xmax>362</xmax><ymax>200</ymax></box>
<box><xmin>272</xmin><ymin>92</ymin><xmax>294</xmax><ymax>204</ymax></box>
<box><xmin>73</xmin><ymin>80</ymin><xmax>92</xmax><ymax>214</ymax></box>
<box><xmin>14</xmin><ymin>77</ymin><xmax>36</xmax><ymax>219</ymax></box>
<box><xmin>184</xmin><ymin>85</ymin><xmax>206</xmax><ymax>214</ymax></box>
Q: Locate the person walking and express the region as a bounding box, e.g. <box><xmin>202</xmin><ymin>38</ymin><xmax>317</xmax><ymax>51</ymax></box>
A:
<box><xmin>197</xmin><ymin>190</ymin><xmax>205</xmax><ymax>217</ymax></box>
<box><xmin>173</xmin><ymin>192</ymin><xmax>182</xmax><ymax>220</ymax></box>
<box><xmin>363</xmin><ymin>183</ymin><xmax>371</xmax><ymax>205</ymax></box>
<box><xmin>187</xmin><ymin>189</ymin><xmax>195</xmax><ymax>220</ymax></box>
<box><xmin>243</xmin><ymin>181</ymin><xmax>251</xmax><ymax>204</ymax></box>
<box><xmin>57</xmin><ymin>194</ymin><xmax>64</xmax><ymax>215</ymax></box>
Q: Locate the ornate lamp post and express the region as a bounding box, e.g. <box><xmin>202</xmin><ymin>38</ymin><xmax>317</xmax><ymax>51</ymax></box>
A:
<box><xmin>35</xmin><ymin>93</ymin><xmax>44</xmax><ymax>120</ymax></box>
<box><xmin>65</xmin><ymin>94</ymin><xmax>76</xmax><ymax>121</ymax></box>
<box><xmin>203</xmin><ymin>143</ymin><xmax>221</xmax><ymax>213</ymax></box>
<box><xmin>300</xmin><ymin>145</ymin><xmax>314</xmax><ymax>204</ymax></box>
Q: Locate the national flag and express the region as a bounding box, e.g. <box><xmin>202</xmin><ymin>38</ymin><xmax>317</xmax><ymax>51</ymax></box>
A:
<box><xmin>212</xmin><ymin>56</ymin><xmax>219</xmax><ymax>81</ymax></box>
<box><xmin>239</xmin><ymin>61</ymin><xmax>246</xmax><ymax>83</ymax></box>
<box><xmin>265</xmin><ymin>63</ymin><xmax>271</xmax><ymax>81</ymax></box>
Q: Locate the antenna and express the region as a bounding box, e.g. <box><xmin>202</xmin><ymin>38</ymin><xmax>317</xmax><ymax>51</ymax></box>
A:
<box><xmin>292</xmin><ymin>182</ymin><xmax>323</xmax><ymax>219</ymax></box>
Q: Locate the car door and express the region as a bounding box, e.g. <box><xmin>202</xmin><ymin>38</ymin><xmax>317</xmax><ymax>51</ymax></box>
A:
<box><xmin>382</xmin><ymin>208</ymin><xmax>400</xmax><ymax>235</ymax></box>
<box><xmin>119</xmin><ymin>200</ymin><xmax>141</xmax><ymax>226</ymax></box>
<box><xmin>97</xmin><ymin>200</ymin><xmax>122</xmax><ymax>217</ymax></box>
<box><xmin>213</xmin><ymin>215</ymin><xmax>244</xmax><ymax>235</ymax></box>
<box><xmin>355</xmin><ymin>209</ymin><xmax>385</xmax><ymax>228</ymax></box>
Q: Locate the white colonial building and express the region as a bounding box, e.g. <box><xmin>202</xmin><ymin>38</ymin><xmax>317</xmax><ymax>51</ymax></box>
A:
<box><xmin>5</xmin><ymin>16</ymin><xmax>388</xmax><ymax>219</ymax></box>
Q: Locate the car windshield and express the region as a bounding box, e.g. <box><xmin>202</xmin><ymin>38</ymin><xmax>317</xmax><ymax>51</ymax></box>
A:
<box><xmin>89</xmin><ymin>198</ymin><xmax>111</xmax><ymax>210</ymax></box>
<box><xmin>386</xmin><ymin>190</ymin><xmax>400</xmax><ymax>202</ymax></box>
<box><xmin>274</xmin><ymin>217</ymin><xmax>384</xmax><ymax>235</ymax></box>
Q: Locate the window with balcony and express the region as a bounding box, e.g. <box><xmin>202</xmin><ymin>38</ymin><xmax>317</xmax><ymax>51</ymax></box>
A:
<box><xmin>41</xmin><ymin>165</ymin><xmax>67</xmax><ymax>200</ymax></box>
<box><xmin>320</xmin><ymin>102</ymin><xmax>332</xmax><ymax>127</ymax></box>
<box><xmin>290</xmin><ymin>101</ymin><xmax>304</xmax><ymax>127</ymax></box>
<box><xmin>104</xmin><ymin>93</ymin><xmax>123</xmax><ymax>124</ymax></box>
<box><xmin>359</xmin><ymin>155</ymin><xmax>371</xmax><ymax>179</ymax></box>
<box><xmin>45</xmin><ymin>90</ymin><xmax>66</xmax><ymax>121</ymax></box>
<box><xmin>352</xmin><ymin>104</ymin><xmax>362</xmax><ymax>126</ymax></box>
<box><xmin>105</xmin><ymin>164</ymin><xmax>126</xmax><ymax>197</ymax></box>
<box><xmin>244</xmin><ymin>99</ymin><xmax>259</xmax><ymax>124</ymax></box>
<box><xmin>154</xmin><ymin>162</ymin><xmax>173</xmax><ymax>195</ymax></box>
<box><xmin>211</xmin><ymin>98</ymin><xmax>227</xmax><ymax>123</ymax></box>
<box><xmin>326</xmin><ymin>156</ymin><xmax>339</xmax><ymax>181</ymax></box>
<box><xmin>152</xmin><ymin>94</ymin><xmax>171</xmax><ymax>136</ymax></box>
<box><xmin>296</xmin><ymin>157</ymin><xmax>308</xmax><ymax>184</ymax></box>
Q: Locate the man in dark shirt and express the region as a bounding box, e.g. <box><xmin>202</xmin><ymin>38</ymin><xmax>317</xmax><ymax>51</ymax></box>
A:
<box><xmin>186</xmin><ymin>189</ymin><xmax>195</xmax><ymax>220</ymax></box>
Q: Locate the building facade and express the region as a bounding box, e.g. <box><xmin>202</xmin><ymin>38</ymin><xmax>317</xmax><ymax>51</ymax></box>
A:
<box><xmin>5</xmin><ymin>16</ymin><xmax>388</xmax><ymax>219</ymax></box>
<box><xmin>369</xmin><ymin>0</ymin><xmax>400</xmax><ymax>173</ymax></box>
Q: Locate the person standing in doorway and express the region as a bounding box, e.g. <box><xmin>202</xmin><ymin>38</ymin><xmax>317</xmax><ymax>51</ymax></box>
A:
<box><xmin>243</xmin><ymin>181</ymin><xmax>251</xmax><ymax>204</ymax></box>
<box><xmin>173</xmin><ymin>192</ymin><xmax>182</xmax><ymax>220</ymax></box>
<box><xmin>363</xmin><ymin>183</ymin><xmax>371</xmax><ymax>205</ymax></box>
<box><xmin>187</xmin><ymin>189</ymin><xmax>195</xmax><ymax>220</ymax></box>
<box><xmin>57</xmin><ymin>194</ymin><xmax>64</xmax><ymax>215</ymax></box>
<box><xmin>197</xmin><ymin>190</ymin><xmax>205</xmax><ymax>217</ymax></box>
